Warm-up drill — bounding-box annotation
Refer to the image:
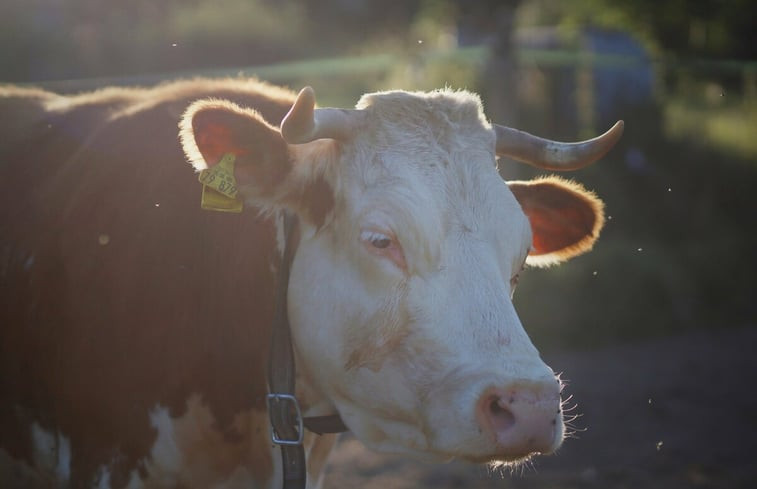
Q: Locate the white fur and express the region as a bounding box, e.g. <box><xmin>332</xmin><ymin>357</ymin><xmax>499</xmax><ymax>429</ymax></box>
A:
<box><xmin>8</xmin><ymin>397</ymin><xmax>329</xmax><ymax>489</ymax></box>
<box><xmin>285</xmin><ymin>89</ymin><xmax>563</xmax><ymax>463</ymax></box>
<box><xmin>137</xmin><ymin>395</ymin><xmax>269</xmax><ymax>488</ymax></box>
<box><xmin>30</xmin><ymin>422</ymin><xmax>71</xmax><ymax>484</ymax></box>
<box><xmin>82</xmin><ymin>394</ymin><xmax>330</xmax><ymax>489</ymax></box>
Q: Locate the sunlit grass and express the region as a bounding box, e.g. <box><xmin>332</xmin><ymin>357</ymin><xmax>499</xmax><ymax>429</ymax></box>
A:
<box><xmin>664</xmin><ymin>96</ymin><xmax>757</xmax><ymax>161</ymax></box>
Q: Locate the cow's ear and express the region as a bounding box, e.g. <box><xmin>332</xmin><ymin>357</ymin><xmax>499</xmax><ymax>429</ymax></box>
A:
<box><xmin>179</xmin><ymin>99</ymin><xmax>292</xmax><ymax>201</ymax></box>
<box><xmin>180</xmin><ymin>99</ymin><xmax>336</xmax><ymax>226</ymax></box>
<box><xmin>508</xmin><ymin>177</ymin><xmax>605</xmax><ymax>267</ymax></box>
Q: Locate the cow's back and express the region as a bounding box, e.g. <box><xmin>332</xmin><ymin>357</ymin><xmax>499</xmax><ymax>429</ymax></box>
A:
<box><xmin>0</xmin><ymin>79</ymin><xmax>296</xmax><ymax>487</ymax></box>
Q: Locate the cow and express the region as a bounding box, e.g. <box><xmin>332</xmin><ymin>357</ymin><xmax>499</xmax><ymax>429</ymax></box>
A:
<box><xmin>0</xmin><ymin>78</ymin><xmax>622</xmax><ymax>489</ymax></box>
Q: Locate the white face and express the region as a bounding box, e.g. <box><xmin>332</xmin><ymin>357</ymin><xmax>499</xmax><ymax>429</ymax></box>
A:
<box><xmin>287</xmin><ymin>92</ymin><xmax>563</xmax><ymax>465</ymax></box>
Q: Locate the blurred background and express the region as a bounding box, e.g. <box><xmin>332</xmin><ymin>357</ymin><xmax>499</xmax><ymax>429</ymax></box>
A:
<box><xmin>2</xmin><ymin>0</ymin><xmax>756</xmax><ymax>488</ymax></box>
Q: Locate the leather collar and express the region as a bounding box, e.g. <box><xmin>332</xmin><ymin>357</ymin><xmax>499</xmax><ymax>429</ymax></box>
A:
<box><xmin>266</xmin><ymin>211</ymin><xmax>348</xmax><ymax>489</ymax></box>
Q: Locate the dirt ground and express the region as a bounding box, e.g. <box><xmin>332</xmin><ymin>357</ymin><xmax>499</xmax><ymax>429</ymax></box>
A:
<box><xmin>322</xmin><ymin>325</ymin><xmax>757</xmax><ymax>489</ymax></box>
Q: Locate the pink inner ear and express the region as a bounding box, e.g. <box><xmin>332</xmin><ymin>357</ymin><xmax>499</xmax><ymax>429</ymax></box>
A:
<box><xmin>193</xmin><ymin>115</ymin><xmax>248</xmax><ymax>166</ymax></box>
<box><xmin>528</xmin><ymin>204</ymin><xmax>596</xmax><ymax>255</ymax></box>
<box><xmin>509</xmin><ymin>178</ymin><xmax>603</xmax><ymax>260</ymax></box>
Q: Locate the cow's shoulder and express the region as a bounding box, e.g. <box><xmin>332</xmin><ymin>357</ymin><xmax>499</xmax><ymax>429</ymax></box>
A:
<box><xmin>0</xmin><ymin>78</ymin><xmax>292</xmax><ymax>488</ymax></box>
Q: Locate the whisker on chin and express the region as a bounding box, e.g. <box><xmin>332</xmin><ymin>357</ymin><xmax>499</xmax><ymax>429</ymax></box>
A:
<box><xmin>487</xmin><ymin>452</ymin><xmax>538</xmax><ymax>478</ymax></box>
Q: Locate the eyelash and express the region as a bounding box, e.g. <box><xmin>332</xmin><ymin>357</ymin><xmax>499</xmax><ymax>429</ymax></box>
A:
<box><xmin>359</xmin><ymin>229</ymin><xmax>407</xmax><ymax>270</ymax></box>
<box><xmin>360</xmin><ymin>230</ymin><xmax>392</xmax><ymax>250</ymax></box>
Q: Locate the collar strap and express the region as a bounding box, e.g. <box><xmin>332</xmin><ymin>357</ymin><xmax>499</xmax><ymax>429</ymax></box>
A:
<box><xmin>267</xmin><ymin>211</ymin><xmax>348</xmax><ymax>489</ymax></box>
<box><xmin>304</xmin><ymin>414</ymin><xmax>349</xmax><ymax>435</ymax></box>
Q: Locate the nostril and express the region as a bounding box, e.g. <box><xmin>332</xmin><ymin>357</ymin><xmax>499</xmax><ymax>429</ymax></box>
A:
<box><xmin>477</xmin><ymin>383</ymin><xmax>563</xmax><ymax>454</ymax></box>
<box><xmin>487</xmin><ymin>397</ymin><xmax>515</xmax><ymax>432</ymax></box>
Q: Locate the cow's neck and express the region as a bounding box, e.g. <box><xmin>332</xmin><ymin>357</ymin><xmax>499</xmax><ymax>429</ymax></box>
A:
<box><xmin>267</xmin><ymin>211</ymin><xmax>347</xmax><ymax>489</ymax></box>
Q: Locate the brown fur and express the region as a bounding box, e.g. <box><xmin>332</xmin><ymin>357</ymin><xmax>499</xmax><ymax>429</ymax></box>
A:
<box><xmin>0</xmin><ymin>78</ymin><xmax>301</xmax><ymax>486</ymax></box>
<box><xmin>343</xmin><ymin>283</ymin><xmax>410</xmax><ymax>372</ymax></box>
<box><xmin>180</xmin><ymin>98</ymin><xmax>336</xmax><ymax>229</ymax></box>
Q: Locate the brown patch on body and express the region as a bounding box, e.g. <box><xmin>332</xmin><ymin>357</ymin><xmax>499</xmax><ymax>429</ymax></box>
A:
<box><xmin>0</xmin><ymin>78</ymin><xmax>297</xmax><ymax>486</ymax></box>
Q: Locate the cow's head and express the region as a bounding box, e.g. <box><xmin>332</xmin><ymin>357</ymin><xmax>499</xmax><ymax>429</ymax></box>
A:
<box><xmin>179</xmin><ymin>86</ymin><xmax>622</xmax><ymax>465</ymax></box>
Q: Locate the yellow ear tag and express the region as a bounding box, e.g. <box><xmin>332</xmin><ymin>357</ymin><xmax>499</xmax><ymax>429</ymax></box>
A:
<box><xmin>198</xmin><ymin>153</ymin><xmax>243</xmax><ymax>213</ymax></box>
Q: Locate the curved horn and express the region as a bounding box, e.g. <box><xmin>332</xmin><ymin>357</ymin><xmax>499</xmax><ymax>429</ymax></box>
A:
<box><xmin>280</xmin><ymin>86</ymin><xmax>361</xmax><ymax>144</ymax></box>
<box><xmin>495</xmin><ymin>120</ymin><xmax>624</xmax><ymax>171</ymax></box>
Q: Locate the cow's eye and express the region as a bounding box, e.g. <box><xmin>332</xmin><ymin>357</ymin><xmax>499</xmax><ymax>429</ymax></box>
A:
<box><xmin>360</xmin><ymin>230</ymin><xmax>392</xmax><ymax>249</ymax></box>
<box><xmin>359</xmin><ymin>229</ymin><xmax>406</xmax><ymax>270</ymax></box>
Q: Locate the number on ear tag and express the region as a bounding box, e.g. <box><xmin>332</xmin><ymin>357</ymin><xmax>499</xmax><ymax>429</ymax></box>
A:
<box><xmin>198</xmin><ymin>153</ymin><xmax>243</xmax><ymax>213</ymax></box>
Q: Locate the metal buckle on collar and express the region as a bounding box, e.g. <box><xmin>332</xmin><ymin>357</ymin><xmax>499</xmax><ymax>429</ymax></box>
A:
<box><xmin>266</xmin><ymin>393</ymin><xmax>304</xmax><ymax>445</ymax></box>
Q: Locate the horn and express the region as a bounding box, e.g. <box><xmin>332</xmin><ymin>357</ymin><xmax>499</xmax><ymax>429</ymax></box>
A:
<box><xmin>495</xmin><ymin>120</ymin><xmax>624</xmax><ymax>171</ymax></box>
<box><xmin>280</xmin><ymin>86</ymin><xmax>361</xmax><ymax>144</ymax></box>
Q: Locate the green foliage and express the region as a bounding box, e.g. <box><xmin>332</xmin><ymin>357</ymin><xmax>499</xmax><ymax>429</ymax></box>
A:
<box><xmin>0</xmin><ymin>0</ymin><xmax>311</xmax><ymax>82</ymax></box>
<box><xmin>168</xmin><ymin>0</ymin><xmax>305</xmax><ymax>44</ymax></box>
<box><xmin>517</xmin><ymin>0</ymin><xmax>757</xmax><ymax>61</ymax></box>
<box><xmin>665</xmin><ymin>86</ymin><xmax>757</xmax><ymax>160</ymax></box>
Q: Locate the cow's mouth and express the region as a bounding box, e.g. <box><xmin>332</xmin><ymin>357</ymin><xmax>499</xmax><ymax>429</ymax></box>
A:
<box><xmin>464</xmin><ymin>450</ymin><xmax>541</xmax><ymax>467</ymax></box>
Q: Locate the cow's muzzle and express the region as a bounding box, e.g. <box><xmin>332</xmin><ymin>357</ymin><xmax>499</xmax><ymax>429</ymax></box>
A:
<box><xmin>475</xmin><ymin>379</ymin><xmax>563</xmax><ymax>460</ymax></box>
